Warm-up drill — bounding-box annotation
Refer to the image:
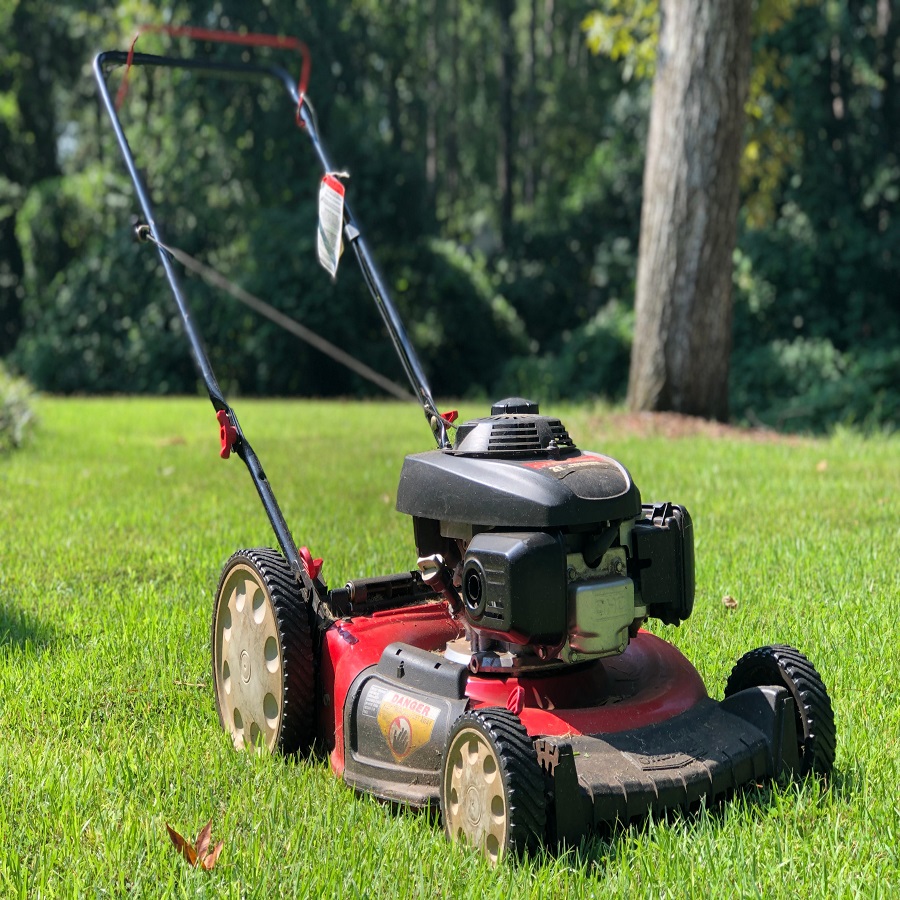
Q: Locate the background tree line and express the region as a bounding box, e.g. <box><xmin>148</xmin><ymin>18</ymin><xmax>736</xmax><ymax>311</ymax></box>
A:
<box><xmin>0</xmin><ymin>0</ymin><xmax>897</xmax><ymax>432</ymax></box>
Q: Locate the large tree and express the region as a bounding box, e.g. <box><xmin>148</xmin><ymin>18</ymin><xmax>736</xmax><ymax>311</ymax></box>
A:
<box><xmin>626</xmin><ymin>0</ymin><xmax>752</xmax><ymax>420</ymax></box>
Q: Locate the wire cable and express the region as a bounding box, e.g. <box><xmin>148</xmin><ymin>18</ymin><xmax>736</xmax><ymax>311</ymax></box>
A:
<box><xmin>137</xmin><ymin>227</ymin><xmax>415</xmax><ymax>402</ymax></box>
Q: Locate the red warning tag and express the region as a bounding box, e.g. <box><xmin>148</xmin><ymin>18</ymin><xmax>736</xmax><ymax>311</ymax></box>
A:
<box><xmin>317</xmin><ymin>173</ymin><xmax>346</xmax><ymax>276</ymax></box>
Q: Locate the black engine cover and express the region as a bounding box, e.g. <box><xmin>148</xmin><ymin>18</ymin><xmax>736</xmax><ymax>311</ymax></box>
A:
<box><xmin>632</xmin><ymin>503</ymin><xmax>695</xmax><ymax>625</ymax></box>
<box><xmin>396</xmin><ymin>450</ymin><xmax>641</xmax><ymax>528</ymax></box>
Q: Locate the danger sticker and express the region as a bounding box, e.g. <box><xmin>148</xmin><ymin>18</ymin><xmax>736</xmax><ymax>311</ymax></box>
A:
<box><xmin>376</xmin><ymin>691</ymin><xmax>441</xmax><ymax>761</ymax></box>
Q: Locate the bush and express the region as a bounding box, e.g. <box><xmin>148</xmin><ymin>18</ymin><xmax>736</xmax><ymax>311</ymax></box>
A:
<box><xmin>0</xmin><ymin>361</ymin><xmax>36</xmax><ymax>452</ymax></box>
<box><xmin>730</xmin><ymin>337</ymin><xmax>900</xmax><ymax>433</ymax></box>
<box><xmin>499</xmin><ymin>300</ymin><xmax>633</xmax><ymax>402</ymax></box>
<box><xmin>730</xmin><ymin>244</ymin><xmax>900</xmax><ymax>433</ymax></box>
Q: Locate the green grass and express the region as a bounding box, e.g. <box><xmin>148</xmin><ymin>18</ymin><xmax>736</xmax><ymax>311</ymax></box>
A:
<box><xmin>0</xmin><ymin>397</ymin><xmax>898</xmax><ymax>898</ymax></box>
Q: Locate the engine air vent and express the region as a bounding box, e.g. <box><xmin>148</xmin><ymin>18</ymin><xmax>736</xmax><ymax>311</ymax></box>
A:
<box><xmin>452</xmin><ymin>403</ymin><xmax>578</xmax><ymax>458</ymax></box>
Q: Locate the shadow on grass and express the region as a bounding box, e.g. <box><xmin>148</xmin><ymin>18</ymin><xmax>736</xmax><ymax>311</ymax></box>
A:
<box><xmin>0</xmin><ymin>601</ymin><xmax>56</xmax><ymax>651</ymax></box>
<box><xmin>827</xmin><ymin>765</ymin><xmax>859</xmax><ymax>801</ymax></box>
<box><xmin>560</xmin><ymin>770</ymin><xmax>846</xmax><ymax>870</ymax></box>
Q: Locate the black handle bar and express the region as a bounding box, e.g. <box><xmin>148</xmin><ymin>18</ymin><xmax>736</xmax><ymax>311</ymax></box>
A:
<box><xmin>93</xmin><ymin>48</ymin><xmax>452</xmax><ymax>623</ymax></box>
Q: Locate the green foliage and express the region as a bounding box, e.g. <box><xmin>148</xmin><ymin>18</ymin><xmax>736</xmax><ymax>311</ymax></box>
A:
<box><xmin>13</xmin><ymin>163</ymin><xmax>195</xmax><ymax>394</ymax></box>
<box><xmin>0</xmin><ymin>360</ymin><xmax>36</xmax><ymax>452</ymax></box>
<box><xmin>501</xmin><ymin>299</ymin><xmax>633</xmax><ymax>402</ymax></box>
<box><xmin>9</xmin><ymin>2</ymin><xmax>580</xmax><ymax>399</ymax></box>
<box><xmin>400</xmin><ymin>239</ymin><xmax>530</xmax><ymax>396</ymax></box>
<box><xmin>582</xmin><ymin>1</ymin><xmax>659</xmax><ymax>80</ymax></box>
<box><xmin>730</xmin><ymin>3</ymin><xmax>900</xmax><ymax>433</ymax></box>
<box><xmin>1</xmin><ymin>0</ymin><xmax>897</xmax><ymax>433</ymax></box>
<box><xmin>730</xmin><ymin>336</ymin><xmax>898</xmax><ymax>433</ymax></box>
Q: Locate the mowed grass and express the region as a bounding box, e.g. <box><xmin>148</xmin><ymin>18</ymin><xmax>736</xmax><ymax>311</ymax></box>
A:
<box><xmin>0</xmin><ymin>396</ymin><xmax>897</xmax><ymax>898</ymax></box>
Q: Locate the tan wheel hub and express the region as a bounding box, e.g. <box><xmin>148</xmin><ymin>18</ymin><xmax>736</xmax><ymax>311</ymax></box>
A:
<box><xmin>443</xmin><ymin>725</ymin><xmax>508</xmax><ymax>863</ymax></box>
<box><xmin>213</xmin><ymin>563</ymin><xmax>284</xmax><ymax>752</ymax></box>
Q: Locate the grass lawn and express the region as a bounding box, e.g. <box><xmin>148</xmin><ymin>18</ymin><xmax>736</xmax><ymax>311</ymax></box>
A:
<box><xmin>0</xmin><ymin>396</ymin><xmax>897</xmax><ymax>898</ymax></box>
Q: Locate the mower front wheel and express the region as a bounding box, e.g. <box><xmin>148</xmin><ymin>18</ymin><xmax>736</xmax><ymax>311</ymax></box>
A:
<box><xmin>440</xmin><ymin>708</ymin><xmax>546</xmax><ymax>864</ymax></box>
<box><xmin>724</xmin><ymin>644</ymin><xmax>836</xmax><ymax>778</ymax></box>
<box><xmin>212</xmin><ymin>549</ymin><xmax>316</xmax><ymax>755</ymax></box>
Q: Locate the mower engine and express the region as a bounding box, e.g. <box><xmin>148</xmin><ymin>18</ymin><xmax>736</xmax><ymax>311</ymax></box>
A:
<box><xmin>397</xmin><ymin>397</ymin><xmax>693</xmax><ymax>671</ymax></box>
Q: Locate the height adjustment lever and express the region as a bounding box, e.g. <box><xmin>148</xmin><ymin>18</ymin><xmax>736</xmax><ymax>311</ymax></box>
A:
<box><xmin>216</xmin><ymin>410</ymin><xmax>238</xmax><ymax>459</ymax></box>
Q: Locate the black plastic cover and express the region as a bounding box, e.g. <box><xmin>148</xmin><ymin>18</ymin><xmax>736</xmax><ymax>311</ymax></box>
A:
<box><xmin>537</xmin><ymin>690</ymin><xmax>795</xmax><ymax>836</ymax></box>
<box><xmin>491</xmin><ymin>397</ymin><xmax>540</xmax><ymax>415</ymax></box>
<box><xmin>396</xmin><ymin>450</ymin><xmax>641</xmax><ymax>528</ymax></box>
<box><xmin>342</xmin><ymin>644</ymin><xmax>469</xmax><ymax>806</ymax></box>
<box><xmin>462</xmin><ymin>531</ymin><xmax>567</xmax><ymax>643</ymax></box>
<box><xmin>452</xmin><ymin>413</ymin><xmax>576</xmax><ymax>456</ymax></box>
<box><xmin>632</xmin><ymin>503</ymin><xmax>695</xmax><ymax>625</ymax></box>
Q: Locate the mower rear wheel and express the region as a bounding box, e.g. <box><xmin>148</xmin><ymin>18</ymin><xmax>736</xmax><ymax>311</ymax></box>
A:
<box><xmin>212</xmin><ymin>549</ymin><xmax>315</xmax><ymax>755</ymax></box>
<box><xmin>440</xmin><ymin>708</ymin><xmax>545</xmax><ymax>864</ymax></box>
<box><xmin>724</xmin><ymin>644</ymin><xmax>836</xmax><ymax>778</ymax></box>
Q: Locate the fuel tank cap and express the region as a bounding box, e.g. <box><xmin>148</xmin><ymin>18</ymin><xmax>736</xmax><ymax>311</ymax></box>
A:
<box><xmin>490</xmin><ymin>397</ymin><xmax>540</xmax><ymax>415</ymax></box>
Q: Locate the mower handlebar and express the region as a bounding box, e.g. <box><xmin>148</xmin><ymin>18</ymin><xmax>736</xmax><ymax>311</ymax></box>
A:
<box><xmin>94</xmin><ymin>49</ymin><xmax>449</xmax><ymax>450</ymax></box>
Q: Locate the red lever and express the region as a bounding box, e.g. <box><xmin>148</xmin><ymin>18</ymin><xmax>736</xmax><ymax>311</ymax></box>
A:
<box><xmin>299</xmin><ymin>546</ymin><xmax>323</xmax><ymax>581</ymax></box>
<box><xmin>216</xmin><ymin>410</ymin><xmax>237</xmax><ymax>459</ymax></box>
<box><xmin>442</xmin><ymin>409</ymin><xmax>458</xmax><ymax>424</ymax></box>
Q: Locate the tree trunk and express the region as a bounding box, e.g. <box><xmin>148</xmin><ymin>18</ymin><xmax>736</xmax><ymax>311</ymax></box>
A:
<box><xmin>627</xmin><ymin>0</ymin><xmax>752</xmax><ymax>421</ymax></box>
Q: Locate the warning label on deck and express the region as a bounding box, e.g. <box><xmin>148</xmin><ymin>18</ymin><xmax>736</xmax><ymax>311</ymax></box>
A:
<box><xmin>370</xmin><ymin>687</ymin><xmax>441</xmax><ymax>761</ymax></box>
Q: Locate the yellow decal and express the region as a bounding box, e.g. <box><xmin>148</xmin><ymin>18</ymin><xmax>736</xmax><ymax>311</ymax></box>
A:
<box><xmin>376</xmin><ymin>691</ymin><xmax>441</xmax><ymax>761</ymax></box>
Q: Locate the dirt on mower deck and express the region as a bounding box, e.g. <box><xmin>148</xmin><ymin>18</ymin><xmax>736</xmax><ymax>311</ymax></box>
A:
<box><xmin>588</xmin><ymin>411</ymin><xmax>804</xmax><ymax>443</ymax></box>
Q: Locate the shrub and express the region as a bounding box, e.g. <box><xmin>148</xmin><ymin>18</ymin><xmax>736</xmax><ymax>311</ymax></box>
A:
<box><xmin>730</xmin><ymin>337</ymin><xmax>900</xmax><ymax>433</ymax></box>
<box><xmin>0</xmin><ymin>361</ymin><xmax>36</xmax><ymax>452</ymax></box>
<box><xmin>498</xmin><ymin>300</ymin><xmax>633</xmax><ymax>402</ymax></box>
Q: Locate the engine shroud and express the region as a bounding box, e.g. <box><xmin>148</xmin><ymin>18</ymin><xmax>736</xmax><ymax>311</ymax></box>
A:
<box><xmin>397</xmin><ymin>446</ymin><xmax>640</xmax><ymax>528</ymax></box>
<box><xmin>395</xmin><ymin>400</ymin><xmax>694</xmax><ymax>661</ymax></box>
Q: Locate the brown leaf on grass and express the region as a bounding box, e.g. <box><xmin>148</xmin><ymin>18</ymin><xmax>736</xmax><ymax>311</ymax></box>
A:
<box><xmin>816</xmin><ymin>459</ymin><xmax>828</xmax><ymax>472</ymax></box>
<box><xmin>195</xmin><ymin>819</ymin><xmax>212</xmax><ymax>859</ymax></box>
<box><xmin>201</xmin><ymin>840</ymin><xmax>224</xmax><ymax>871</ymax></box>
<box><xmin>722</xmin><ymin>595</ymin><xmax>738</xmax><ymax>609</ymax></box>
<box><xmin>166</xmin><ymin>819</ymin><xmax>224</xmax><ymax>871</ymax></box>
<box><xmin>166</xmin><ymin>823</ymin><xmax>198</xmax><ymax>866</ymax></box>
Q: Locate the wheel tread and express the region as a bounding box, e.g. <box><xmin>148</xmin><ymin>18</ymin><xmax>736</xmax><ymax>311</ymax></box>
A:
<box><xmin>724</xmin><ymin>644</ymin><xmax>835</xmax><ymax>777</ymax></box>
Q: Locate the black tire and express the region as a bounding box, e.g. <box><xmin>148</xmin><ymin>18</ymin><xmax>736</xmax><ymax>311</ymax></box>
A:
<box><xmin>440</xmin><ymin>708</ymin><xmax>546</xmax><ymax>863</ymax></box>
<box><xmin>211</xmin><ymin>548</ymin><xmax>316</xmax><ymax>755</ymax></box>
<box><xmin>724</xmin><ymin>644</ymin><xmax>836</xmax><ymax>778</ymax></box>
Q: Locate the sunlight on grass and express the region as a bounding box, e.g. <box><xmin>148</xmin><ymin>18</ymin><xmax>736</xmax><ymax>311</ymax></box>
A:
<box><xmin>0</xmin><ymin>397</ymin><xmax>897</xmax><ymax>897</ymax></box>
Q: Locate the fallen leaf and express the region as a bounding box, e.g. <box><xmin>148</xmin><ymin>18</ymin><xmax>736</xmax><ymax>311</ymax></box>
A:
<box><xmin>166</xmin><ymin>819</ymin><xmax>224</xmax><ymax>871</ymax></box>
<box><xmin>816</xmin><ymin>459</ymin><xmax>828</xmax><ymax>472</ymax></box>
<box><xmin>166</xmin><ymin>823</ymin><xmax>198</xmax><ymax>866</ymax></box>
<box><xmin>195</xmin><ymin>819</ymin><xmax>212</xmax><ymax>859</ymax></box>
<box><xmin>201</xmin><ymin>840</ymin><xmax>224</xmax><ymax>871</ymax></box>
<box><xmin>722</xmin><ymin>595</ymin><xmax>738</xmax><ymax>609</ymax></box>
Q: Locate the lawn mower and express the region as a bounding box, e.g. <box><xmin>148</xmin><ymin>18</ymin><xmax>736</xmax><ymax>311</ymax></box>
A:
<box><xmin>96</xmin><ymin>38</ymin><xmax>836</xmax><ymax>862</ymax></box>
